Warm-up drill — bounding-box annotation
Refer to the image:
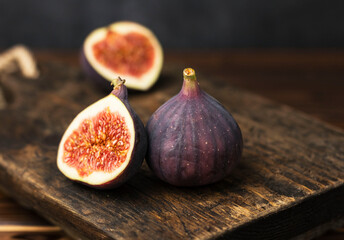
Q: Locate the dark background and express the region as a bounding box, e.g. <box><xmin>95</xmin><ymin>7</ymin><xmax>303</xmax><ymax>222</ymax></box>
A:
<box><xmin>0</xmin><ymin>0</ymin><xmax>344</xmax><ymax>49</ymax></box>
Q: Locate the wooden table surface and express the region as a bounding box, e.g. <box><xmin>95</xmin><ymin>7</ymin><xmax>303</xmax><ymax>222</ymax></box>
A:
<box><xmin>0</xmin><ymin>49</ymin><xmax>343</xmax><ymax>239</ymax></box>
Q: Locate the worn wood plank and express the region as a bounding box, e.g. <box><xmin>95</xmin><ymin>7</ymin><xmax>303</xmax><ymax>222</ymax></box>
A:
<box><xmin>0</xmin><ymin>62</ymin><xmax>343</xmax><ymax>240</ymax></box>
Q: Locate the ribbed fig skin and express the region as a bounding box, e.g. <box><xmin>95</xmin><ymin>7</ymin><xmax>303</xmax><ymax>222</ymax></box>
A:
<box><xmin>146</xmin><ymin>69</ymin><xmax>243</xmax><ymax>186</ymax></box>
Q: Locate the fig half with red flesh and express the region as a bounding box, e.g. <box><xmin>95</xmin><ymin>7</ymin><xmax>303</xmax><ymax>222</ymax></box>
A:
<box><xmin>82</xmin><ymin>21</ymin><xmax>163</xmax><ymax>91</ymax></box>
<box><xmin>57</xmin><ymin>78</ymin><xmax>147</xmax><ymax>189</ymax></box>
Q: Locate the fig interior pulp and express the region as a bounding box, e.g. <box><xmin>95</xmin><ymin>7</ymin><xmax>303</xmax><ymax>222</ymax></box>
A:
<box><xmin>93</xmin><ymin>31</ymin><xmax>155</xmax><ymax>78</ymax></box>
<box><xmin>146</xmin><ymin>68</ymin><xmax>243</xmax><ymax>187</ymax></box>
<box><xmin>57</xmin><ymin>78</ymin><xmax>147</xmax><ymax>189</ymax></box>
<box><xmin>62</xmin><ymin>106</ymin><xmax>131</xmax><ymax>178</ymax></box>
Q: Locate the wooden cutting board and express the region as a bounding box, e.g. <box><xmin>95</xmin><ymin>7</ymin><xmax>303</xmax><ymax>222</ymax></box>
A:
<box><xmin>0</xmin><ymin>62</ymin><xmax>343</xmax><ymax>240</ymax></box>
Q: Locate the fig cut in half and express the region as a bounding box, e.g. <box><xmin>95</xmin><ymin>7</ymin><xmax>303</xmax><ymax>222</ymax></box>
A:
<box><xmin>146</xmin><ymin>68</ymin><xmax>243</xmax><ymax>187</ymax></box>
<box><xmin>57</xmin><ymin>78</ymin><xmax>147</xmax><ymax>189</ymax></box>
<box><xmin>82</xmin><ymin>21</ymin><xmax>163</xmax><ymax>91</ymax></box>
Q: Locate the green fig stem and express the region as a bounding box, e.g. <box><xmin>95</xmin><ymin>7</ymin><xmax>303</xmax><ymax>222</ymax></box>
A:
<box><xmin>111</xmin><ymin>77</ymin><xmax>128</xmax><ymax>101</ymax></box>
<box><xmin>181</xmin><ymin>68</ymin><xmax>201</xmax><ymax>97</ymax></box>
<box><xmin>183</xmin><ymin>68</ymin><xmax>197</xmax><ymax>81</ymax></box>
<box><xmin>111</xmin><ymin>77</ymin><xmax>126</xmax><ymax>89</ymax></box>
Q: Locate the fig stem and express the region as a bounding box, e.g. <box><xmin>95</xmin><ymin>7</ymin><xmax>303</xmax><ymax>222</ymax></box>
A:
<box><xmin>181</xmin><ymin>68</ymin><xmax>200</xmax><ymax>97</ymax></box>
<box><xmin>111</xmin><ymin>77</ymin><xmax>128</xmax><ymax>101</ymax></box>
<box><xmin>183</xmin><ymin>68</ymin><xmax>197</xmax><ymax>82</ymax></box>
<box><xmin>111</xmin><ymin>77</ymin><xmax>126</xmax><ymax>90</ymax></box>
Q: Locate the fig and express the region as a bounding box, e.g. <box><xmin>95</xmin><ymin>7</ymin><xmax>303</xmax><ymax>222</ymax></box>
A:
<box><xmin>57</xmin><ymin>78</ymin><xmax>147</xmax><ymax>189</ymax></box>
<box><xmin>146</xmin><ymin>68</ymin><xmax>243</xmax><ymax>186</ymax></box>
<box><xmin>81</xmin><ymin>21</ymin><xmax>163</xmax><ymax>91</ymax></box>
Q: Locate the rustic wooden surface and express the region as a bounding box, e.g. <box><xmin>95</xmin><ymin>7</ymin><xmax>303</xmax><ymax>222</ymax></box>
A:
<box><xmin>0</xmin><ymin>50</ymin><xmax>343</xmax><ymax>239</ymax></box>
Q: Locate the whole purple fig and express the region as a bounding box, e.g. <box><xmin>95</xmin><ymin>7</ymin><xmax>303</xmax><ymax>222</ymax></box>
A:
<box><xmin>146</xmin><ymin>68</ymin><xmax>243</xmax><ymax>186</ymax></box>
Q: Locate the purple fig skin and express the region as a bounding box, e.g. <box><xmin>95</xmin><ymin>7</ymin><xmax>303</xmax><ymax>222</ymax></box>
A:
<box><xmin>80</xmin><ymin>50</ymin><xmax>112</xmax><ymax>91</ymax></box>
<box><xmin>82</xmin><ymin>78</ymin><xmax>147</xmax><ymax>189</ymax></box>
<box><xmin>146</xmin><ymin>68</ymin><xmax>243</xmax><ymax>187</ymax></box>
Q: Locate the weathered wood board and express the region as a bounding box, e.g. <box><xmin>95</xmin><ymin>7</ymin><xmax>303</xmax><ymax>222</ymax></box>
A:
<box><xmin>0</xmin><ymin>62</ymin><xmax>343</xmax><ymax>240</ymax></box>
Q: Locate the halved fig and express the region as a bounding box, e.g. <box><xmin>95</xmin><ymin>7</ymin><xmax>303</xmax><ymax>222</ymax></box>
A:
<box><xmin>57</xmin><ymin>78</ymin><xmax>147</xmax><ymax>189</ymax></box>
<box><xmin>81</xmin><ymin>21</ymin><xmax>163</xmax><ymax>91</ymax></box>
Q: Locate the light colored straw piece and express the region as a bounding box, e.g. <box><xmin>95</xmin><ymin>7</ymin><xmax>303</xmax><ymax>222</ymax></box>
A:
<box><xmin>0</xmin><ymin>45</ymin><xmax>39</xmax><ymax>79</ymax></box>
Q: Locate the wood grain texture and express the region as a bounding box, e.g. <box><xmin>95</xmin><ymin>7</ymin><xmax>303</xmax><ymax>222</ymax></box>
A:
<box><xmin>0</xmin><ymin>59</ymin><xmax>343</xmax><ymax>239</ymax></box>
